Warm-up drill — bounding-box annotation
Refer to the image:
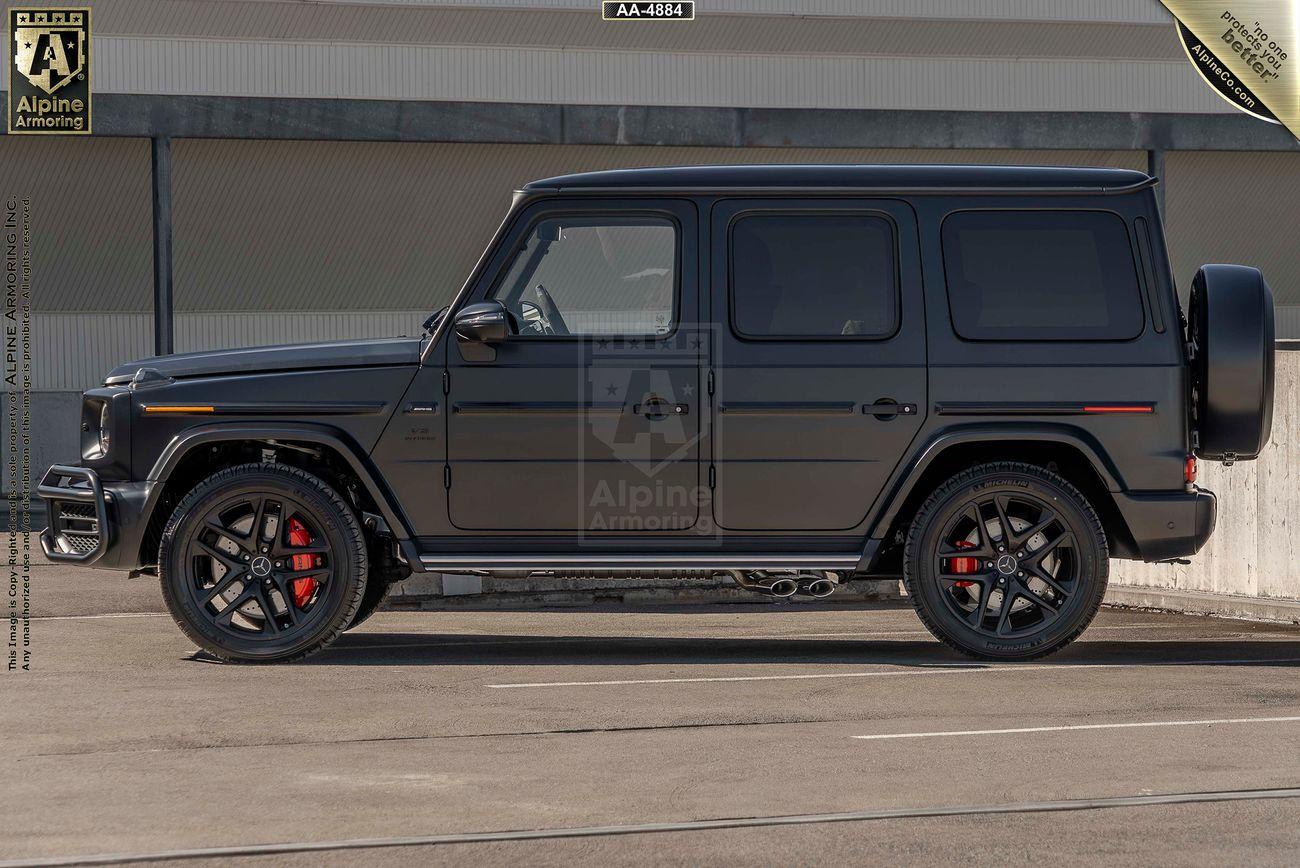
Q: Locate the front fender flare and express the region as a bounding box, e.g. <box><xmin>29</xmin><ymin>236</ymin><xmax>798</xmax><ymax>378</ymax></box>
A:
<box><xmin>145</xmin><ymin>421</ymin><xmax>414</xmax><ymax>541</ymax></box>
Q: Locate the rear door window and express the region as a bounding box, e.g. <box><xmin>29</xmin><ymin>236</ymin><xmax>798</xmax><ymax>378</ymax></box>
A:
<box><xmin>941</xmin><ymin>210</ymin><xmax>1144</xmax><ymax>341</ymax></box>
<box><xmin>730</xmin><ymin>213</ymin><xmax>898</xmax><ymax>339</ymax></box>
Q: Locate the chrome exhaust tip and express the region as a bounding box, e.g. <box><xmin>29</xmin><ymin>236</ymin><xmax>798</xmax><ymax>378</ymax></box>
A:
<box><xmin>768</xmin><ymin>577</ymin><xmax>799</xmax><ymax>598</ymax></box>
<box><xmin>803</xmin><ymin>578</ymin><xmax>836</xmax><ymax>598</ymax></box>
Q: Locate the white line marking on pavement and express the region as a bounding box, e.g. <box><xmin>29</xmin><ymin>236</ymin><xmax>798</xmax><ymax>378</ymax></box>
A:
<box><xmin>339</xmin><ymin>624</ymin><xmax>1210</xmax><ymax>651</ymax></box>
<box><xmin>4</xmin><ymin>786</ymin><xmax>1300</xmax><ymax>867</ymax></box>
<box><xmin>486</xmin><ymin>666</ymin><xmax>1006</xmax><ymax>688</ymax></box>
<box><xmin>29</xmin><ymin>612</ymin><xmax>168</xmax><ymax>621</ymax></box>
<box><xmin>338</xmin><ymin>630</ymin><xmax>940</xmax><ymax>649</ymax></box>
<box><xmin>851</xmin><ymin>714</ymin><xmax>1300</xmax><ymax>741</ymax></box>
<box><xmin>484</xmin><ymin>657</ymin><xmax>1300</xmax><ymax>689</ymax></box>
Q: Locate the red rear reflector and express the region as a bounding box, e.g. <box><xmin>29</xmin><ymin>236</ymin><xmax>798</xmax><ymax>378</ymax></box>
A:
<box><xmin>1185</xmin><ymin>456</ymin><xmax>1198</xmax><ymax>484</ymax></box>
<box><xmin>1082</xmin><ymin>405</ymin><xmax>1153</xmax><ymax>414</ymax></box>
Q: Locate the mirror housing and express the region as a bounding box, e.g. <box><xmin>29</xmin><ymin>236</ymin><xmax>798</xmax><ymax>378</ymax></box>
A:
<box><xmin>454</xmin><ymin>301</ymin><xmax>509</xmax><ymax>361</ymax></box>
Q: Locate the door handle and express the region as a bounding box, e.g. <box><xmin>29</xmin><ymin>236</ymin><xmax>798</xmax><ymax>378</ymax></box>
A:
<box><xmin>864</xmin><ymin>400</ymin><xmax>917</xmax><ymax>420</ymax></box>
<box><xmin>633</xmin><ymin>397</ymin><xmax>688</xmax><ymax>420</ymax></box>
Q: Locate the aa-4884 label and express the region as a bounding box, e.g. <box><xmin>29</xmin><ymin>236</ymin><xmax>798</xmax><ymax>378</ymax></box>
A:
<box><xmin>602</xmin><ymin>2</ymin><xmax>695</xmax><ymax>20</ymax></box>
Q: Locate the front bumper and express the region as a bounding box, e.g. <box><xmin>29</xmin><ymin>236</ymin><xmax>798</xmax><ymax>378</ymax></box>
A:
<box><xmin>1113</xmin><ymin>487</ymin><xmax>1218</xmax><ymax>562</ymax></box>
<box><xmin>39</xmin><ymin>465</ymin><xmax>151</xmax><ymax>570</ymax></box>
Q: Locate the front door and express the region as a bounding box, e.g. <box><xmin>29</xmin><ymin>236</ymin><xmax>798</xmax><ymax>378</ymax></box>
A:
<box><xmin>447</xmin><ymin>198</ymin><xmax>702</xmax><ymax>533</ymax></box>
<box><xmin>709</xmin><ymin>199</ymin><xmax>927</xmax><ymax>531</ymax></box>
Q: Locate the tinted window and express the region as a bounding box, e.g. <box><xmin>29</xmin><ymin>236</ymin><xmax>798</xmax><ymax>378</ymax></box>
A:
<box><xmin>731</xmin><ymin>214</ymin><xmax>897</xmax><ymax>338</ymax></box>
<box><xmin>942</xmin><ymin>210</ymin><xmax>1144</xmax><ymax>341</ymax></box>
<box><xmin>492</xmin><ymin>216</ymin><xmax>676</xmax><ymax>337</ymax></box>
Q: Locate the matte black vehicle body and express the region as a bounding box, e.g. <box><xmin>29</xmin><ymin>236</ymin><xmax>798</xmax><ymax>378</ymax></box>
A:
<box><xmin>42</xmin><ymin>164</ymin><xmax>1268</xmax><ymax>661</ymax></box>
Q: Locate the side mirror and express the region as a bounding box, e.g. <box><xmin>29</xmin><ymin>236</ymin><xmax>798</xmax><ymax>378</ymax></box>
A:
<box><xmin>454</xmin><ymin>301</ymin><xmax>509</xmax><ymax>362</ymax></box>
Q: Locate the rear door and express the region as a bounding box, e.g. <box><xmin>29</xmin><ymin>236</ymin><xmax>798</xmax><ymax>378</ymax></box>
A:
<box><xmin>709</xmin><ymin>199</ymin><xmax>926</xmax><ymax>531</ymax></box>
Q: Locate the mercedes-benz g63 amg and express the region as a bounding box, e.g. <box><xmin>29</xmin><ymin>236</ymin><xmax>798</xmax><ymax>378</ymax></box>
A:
<box><xmin>40</xmin><ymin>165</ymin><xmax>1274</xmax><ymax>662</ymax></box>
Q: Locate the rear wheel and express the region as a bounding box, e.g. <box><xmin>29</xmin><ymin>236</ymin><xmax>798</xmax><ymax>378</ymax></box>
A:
<box><xmin>904</xmin><ymin>462</ymin><xmax>1108</xmax><ymax>660</ymax></box>
<box><xmin>158</xmin><ymin>463</ymin><xmax>367</xmax><ymax>663</ymax></box>
<box><xmin>346</xmin><ymin>575</ymin><xmax>391</xmax><ymax>630</ymax></box>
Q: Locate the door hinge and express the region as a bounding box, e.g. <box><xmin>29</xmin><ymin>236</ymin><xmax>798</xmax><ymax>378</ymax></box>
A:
<box><xmin>708</xmin><ymin>465</ymin><xmax>716</xmax><ymax>489</ymax></box>
<box><xmin>442</xmin><ymin>369</ymin><xmax>450</xmax><ymax>395</ymax></box>
<box><xmin>707</xmin><ymin>369</ymin><xmax>715</xmax><ymax>396</ymax></box>
<box><xmin>443</xmin><ymin>465</ymin><xmax>451</xmax><ymax>489</ymax></box>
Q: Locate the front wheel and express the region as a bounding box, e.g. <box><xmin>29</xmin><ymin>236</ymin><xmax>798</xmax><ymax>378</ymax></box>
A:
<box><xmin>904</xmin><ymin>462</ymin><xmax>1108</xmax><ymax>661</ymax></box>
<box><xmin>158</xmin><ymin>463</ymin><xmax>367</xmax><ymax>663</ymax></box>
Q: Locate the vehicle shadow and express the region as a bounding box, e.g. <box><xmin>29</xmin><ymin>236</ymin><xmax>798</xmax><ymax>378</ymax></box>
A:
<box><xmin>294</xmin><ymin>631</ymin><xmax>1300</xmax><ymax>668</ymax></box>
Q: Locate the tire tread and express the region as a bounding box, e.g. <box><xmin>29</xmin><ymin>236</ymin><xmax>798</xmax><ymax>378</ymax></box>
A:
<box><xmin>902</xmin><ymin>460</ymin><xmax>1109</xmax><ymax>661</ymax></box>
<box><xmin>158</xmin><ymin>462</ymin><xmax>367</xmax><ymax>664</ymax></box>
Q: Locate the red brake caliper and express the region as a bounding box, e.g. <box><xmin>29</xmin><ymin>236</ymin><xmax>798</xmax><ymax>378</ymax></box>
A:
<box><xmin>287</xmin><ymin>517</ymin><xmax>319</xmax><ymax>608</ymax></box>
<box><xmin>949</xmin><ymin>539</ymin><xmax>979</xmax><ymax>589</ymax></box>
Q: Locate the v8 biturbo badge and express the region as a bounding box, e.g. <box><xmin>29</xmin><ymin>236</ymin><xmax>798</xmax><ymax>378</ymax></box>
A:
<box><xmin>8</xmin><ymin>8</ymin><xmax>91</xmax><ymax>134</ymax></box>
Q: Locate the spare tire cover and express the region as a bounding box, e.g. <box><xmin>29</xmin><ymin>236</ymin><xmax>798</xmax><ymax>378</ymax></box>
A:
<box><xmin>1189</xmin><ymin>264</ymin><xmax>1275</xmax><ymax>461</ymax></box>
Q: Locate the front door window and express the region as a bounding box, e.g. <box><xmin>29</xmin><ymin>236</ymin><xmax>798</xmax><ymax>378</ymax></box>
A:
<box><xmin>491</xmin><ymin>216</ymin><xmax>677</xmax><ymax>338</ymax></box>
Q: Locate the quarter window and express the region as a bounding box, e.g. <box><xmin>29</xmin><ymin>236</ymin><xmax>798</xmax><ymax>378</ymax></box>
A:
<box><xmin>942</xmin><ymin>210</ymin><xmax>1144</xmax><ymax>341</ymax></box>
<box><xmin>730</xmin><ymin>214</ymin><xmax>898</xmax><ymax>338</ymax></box>
<box><xmin>492</xmin><ymin>216</ymin><xmax>676</xmax><ymax>337</ymax></box>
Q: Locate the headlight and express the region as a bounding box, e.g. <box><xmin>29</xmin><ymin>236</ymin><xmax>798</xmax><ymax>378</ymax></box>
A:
<box><xmin>78</xmin><ymin>389</ymin><xmax>129</xmax><ymax>472</ymax></box>
<box><xmin>98</xmin><ymin>401</ymin><xmax>111</xmax><ymax>455</ymax></box>
<box><xmin>81</xmin><ymin>397</ymin><xmax>111</xmax><ymax>460</ymax></box>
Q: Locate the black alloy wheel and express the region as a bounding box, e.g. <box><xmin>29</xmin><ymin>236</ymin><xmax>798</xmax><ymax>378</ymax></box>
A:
<box><xmin>159</xmin><ymin>464</ymin><xmax>367</xmax><ymax>663</ymax></box>
<box><xmin>905</xmin><ymin>462</ymin><xmax>1108</xmax><ymax>660</ymax></box>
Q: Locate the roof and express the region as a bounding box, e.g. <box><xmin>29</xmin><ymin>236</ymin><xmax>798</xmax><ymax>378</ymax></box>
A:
<box><xmin>522</xmin><ymin>164</ymin><xmax>1153</xmax><ymax>194</ymax></box>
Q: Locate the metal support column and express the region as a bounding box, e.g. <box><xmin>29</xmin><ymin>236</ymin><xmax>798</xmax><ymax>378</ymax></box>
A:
<box><xmin>151</xmin><ymin>136</ymin><xmax>174</xmax><ymax>355</ymax></box>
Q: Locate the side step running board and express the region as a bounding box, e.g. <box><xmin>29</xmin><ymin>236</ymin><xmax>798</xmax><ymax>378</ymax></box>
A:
<box><xmin>417</xmin><ymin>553</ymin><xmax>861</xmax><ymax>572</ymax></box>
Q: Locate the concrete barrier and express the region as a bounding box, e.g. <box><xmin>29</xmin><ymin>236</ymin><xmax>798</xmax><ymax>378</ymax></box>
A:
<box><xmin>1109</xmin><ymin>349</ymin><xmax>1300</xmax><ymax>622</ymax></box>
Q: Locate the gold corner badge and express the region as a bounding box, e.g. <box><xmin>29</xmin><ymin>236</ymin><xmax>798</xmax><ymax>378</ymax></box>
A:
<box><xmin>8</xmin><ymin>7</ymin><xmax>92</xmax><ymax>134</ymax></box>
<box><xmin>1161</xmin><ymin>1</ymin><xmax>1296</xmax><ymax>139</ymax></box>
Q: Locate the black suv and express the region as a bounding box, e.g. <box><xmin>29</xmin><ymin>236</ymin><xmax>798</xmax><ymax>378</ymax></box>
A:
<box><xmin>40</xmin><ymin>165</ymin><xmax>1274</xmax><ymax>663</ymax></box>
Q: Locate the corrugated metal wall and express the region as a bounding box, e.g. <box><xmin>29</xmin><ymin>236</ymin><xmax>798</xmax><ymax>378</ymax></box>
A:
<box><xmin>68</xmin><ymin>37</ymin><xmax>1227</xmax><ymax>114</ymax></box>
<box><xmin>0</xmin><ymin>0</ymin><xmax>1209</xmax><ymax>113</ymax></box>
<box><xmin>6</xmin><ymin>135</ymin><xmax>1293</xmax><ymax>373</ymax></box>
<box><xmin>0</xmin><ymin>137</ymin><xmax>153</xmax><ymax>494</ymax></box>
<box><xmin>0</xmin><ymin>137</ymin><xmax>154</xmax><ymax>390</ymax></box>
<box><xmin>171</xmin><ymin>141</ymin><xmax>1145</xmax><ymax>351</ymax></box>
<box><xmin>1164</xmin><ymin>151</ymin><xmax>1300</xmax><ymax>308</ymax></box>
<box><xmin>0</xmin><ymin>0</ymin><xmax>1177</xmax><ymax>29</ymax></box>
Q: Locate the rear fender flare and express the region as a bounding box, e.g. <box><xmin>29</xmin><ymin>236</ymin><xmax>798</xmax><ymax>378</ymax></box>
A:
<box><xmin>859</xmin><ymin>423</ymin><xmax>1125</xmax><ymax>567</ymax></box>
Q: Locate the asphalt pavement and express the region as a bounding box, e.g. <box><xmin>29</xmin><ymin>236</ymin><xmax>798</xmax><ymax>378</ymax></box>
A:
<box><xmin>5</xmin><ymin>543</ymin><xmax>1300</xmax><ymax>866</ymax></box>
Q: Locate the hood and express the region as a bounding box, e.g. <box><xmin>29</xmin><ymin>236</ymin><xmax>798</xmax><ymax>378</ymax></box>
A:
<box><xmin>104</xmin><ymin>336</ymin><xmax>423</xmax><ymax>386</ymax></box>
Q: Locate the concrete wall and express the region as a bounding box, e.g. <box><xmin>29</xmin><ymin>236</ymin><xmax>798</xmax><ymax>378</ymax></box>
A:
<box><xmin>1111</xmin><ymin>350</ymin><xmax>1300</xmax><ymax>608</ymax></box>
